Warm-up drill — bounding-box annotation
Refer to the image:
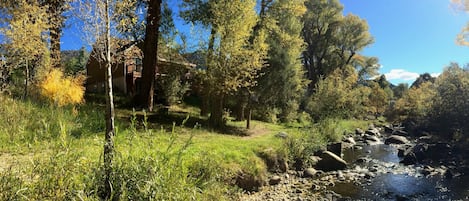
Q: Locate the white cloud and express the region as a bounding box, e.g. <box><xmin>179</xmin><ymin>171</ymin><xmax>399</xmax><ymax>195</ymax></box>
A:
<box><xmin>431</xmin><ymin>73</ymin><xmax>441</xmax><ymax>77</ymax></box>
<box><xmin>384</xmin><ymin>69</ymin><xmax>420</xmax><ymax>81</ymax></box>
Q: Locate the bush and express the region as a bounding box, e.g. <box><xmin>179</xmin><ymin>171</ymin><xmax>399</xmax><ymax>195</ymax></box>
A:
<box><xmin>37</xmin><ymin>68</ymin><xmax>85</xmax><ymax>107</ymax></box>
<box><xmin>389</xmin><ymin>64</ymin><xmax>469</xmax><ymax>140</ymax></box>
<box><xmin>388</xmin><ymin>82</ymin><xmax>435</xmax><ymax>124</ymax></box>
<box><xmin>429</xmin><ymin>65</ymin><xmax>469</xmax><ymax>139</ymax></box>
<box><xmin>307</xmin><ymin>67</ymin><xmax>364</xmax><ymax>120</ymax></box>
<box><xmin>283</xmin><ymin>118</ymin><xmax>344</xmax><ymax>170</ymax></box>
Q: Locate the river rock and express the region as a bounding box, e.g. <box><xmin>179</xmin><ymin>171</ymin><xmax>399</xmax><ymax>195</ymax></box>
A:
<box><xmin>343</xmin><ymin>137</ymin><xmax>356</xmax><ymax>145</ymax></box>
<box><xmin>385</xmin><ymin>135</ymin><xmax>409</xmax><ymax>145</ymax></box>
<box><xmin>304</xmin><ymin>168</ymin><xmax>317</xmax><ymax>178</ymax></box>
<box><xmin>327</xmin><ymin>143</ymin><xmax>342</xmax><ymax>157</ymax></box>
<box><xmin>393</xmin><ymin>130</ymin><xmax>408</xmax><ymax>136</ymax></box>
<box><xmin>269</xmin><ymin>175</ymin><xmax>281</xmax><ymax>185</ymax></box>
<box><xmin>364</xmin><ymin>135</ymin><xmax>381</xmax><ymax>145</ymax></box>
<box><xmin>384</xmin><ymin>125</ymin><xmax>394</xmax><ymax>133</ymax></box>
<box><xmin>315</xmin><ymin>151</ymin><xmax>347</xmax><ymax>172</ymax></box>
<box><xmin>398</xmin><ymin>147</ymin><xmax>407</xmax><ymax>157</ymax></box>
<box><xmin>275</xmin><ymin>132</ymin><xmax>288</xmax><ymax>139</ymax></box>
<box><xmin>365</xmin><ymin>128</ymin><xmax>381</xmax><ymax>136</ymax></box>
<box><xmin>401</xmin><ymin>152</ymin><xmax>417</xmax><ymax>165</ymax></box>
<box><xmin>235</xmin><ymin>171</ymin><xmax>265</xmax><ymax>191</ymax></box>
<box><xmin>355</xmin><ymin>128</ymin><xmax>364</xmax><ymax>135</ymax></box>
<box><xmin>418</xmin><ymin>135</ymin><xmax>433</xmax><ymax>143</ymax></box>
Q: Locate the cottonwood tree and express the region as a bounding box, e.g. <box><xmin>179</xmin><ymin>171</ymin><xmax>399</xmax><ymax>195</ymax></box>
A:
<box><xmin>41</xmin><ymin>0</ymin><xmax>69</xmax><ymax>68</ymax></box>
<box><xmin>255</xmin><ymin>0</ymin><xmax>308</xmax><ymax>123</ymax></box>
<box><xmin>181</xmin><ymin>0</ymin><xmax>267</xmax><ymax>128</ymax></box>
<box><xmin>352</xmin><ymin>55</ymin><xmax>380</xmax><ymax>83</ymax></box>
<box><xmin>302</xmin><ymin>0</ymin><xmax>373</xmax><ymax>92</ymax></box>
<box><xmin>0</xmin><ymin>0</ymin><xmax>50</xmax><ymax>98</ymax></box>
<box><xmin>453</xmin><ymin>0</ymin><xmax>469</xmax><ymax>46</ymax></box>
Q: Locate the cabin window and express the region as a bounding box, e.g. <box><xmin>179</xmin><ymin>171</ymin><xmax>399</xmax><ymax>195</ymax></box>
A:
<box><xmin>134</xmin><ymin>58</ymin><xmax>143</xmax><ymax>73</ymax></box>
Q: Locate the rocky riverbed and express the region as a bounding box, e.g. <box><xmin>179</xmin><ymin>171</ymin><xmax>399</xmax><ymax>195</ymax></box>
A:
<box><xmin>240</xmin><ymin>124</ymin><xmax>469</xmax><ymax>200</ymax></box>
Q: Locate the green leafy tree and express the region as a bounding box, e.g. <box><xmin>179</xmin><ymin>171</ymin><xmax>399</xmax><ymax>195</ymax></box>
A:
<box><xmin>63</xmin><ymin>47</ymin><xmax>89</xmax><ymax>75</ymax></box>
<box><xmin>306</xmin><ymin>66</ymin><xmax>363</xmax><ymax>120</ymax></box>
<box><xmin>390</xmin><ymin>82</ymin><xmax>435</xmax><ymax>124</ymax></box>
<box><xmin>255</xmin><ymin>0</ymin><xmax>308</xmax><ymax>123</ymax></box>
<box><xmin>364</xmin><ymin>81</ymin><xmax>389</xmax><ymax>116</ymax></box>
<box><xmin>410</xmin><ymin>73</ymin><xmax>436</xmax><ymax>88</ymax></box>
<box><xmin>182</xmin><ymin>0</ymin><xmax>267</xmax><ymax>128</ymax></box>
<box><xmin>392</xmin><ymin>83</ymin><xmax>409</xmax><ymax>99</ymax></box>
<box><xmin>0</xmin><ymin>0</ymin><xmax>50</xmax><ymax>98</ymax></box>
<box><xmin>430</xmin><ymin>64</ymin><xmax>469</xmax><ymax>138</ymax></box>
<box><xmin>302</xmin><ymin>0</ymin><xmax>373</xmax><ymax>92</ymax></box>
<box><xmin>352</xmin><ymin>54</ymin><xmax>380</xmax><ymax>83</ymax></box>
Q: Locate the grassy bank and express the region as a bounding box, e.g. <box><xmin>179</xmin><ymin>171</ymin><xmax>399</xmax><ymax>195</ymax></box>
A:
<box><xmin>0</xmin><ymin>95</ymin><xmax>371</xmax><ymax>200</ymax></box>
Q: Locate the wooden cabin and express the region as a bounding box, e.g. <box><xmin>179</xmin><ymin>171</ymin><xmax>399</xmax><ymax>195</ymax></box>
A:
<box><xmin>85</xmin><ymin>41</ymin><xmax>196</xmax><ymax>96</ymax></box>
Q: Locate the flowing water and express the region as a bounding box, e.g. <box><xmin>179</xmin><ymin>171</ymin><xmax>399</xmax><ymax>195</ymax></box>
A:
<box><xmin>329</xmin><ymin>144</ymin><xmax>469</xmax><ymax>200</ymax></box>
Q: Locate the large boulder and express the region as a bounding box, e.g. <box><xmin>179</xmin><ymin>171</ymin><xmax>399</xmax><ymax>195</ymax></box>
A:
<box><xmin>385</xmin><ymin>135</ymin><xmax>409</xmax><ymax>145</ymax></box>
<box><xmin>400</xmin><ymin>144</ymin><xmax>428</xmax><ymax>165</ymax></box>
<box><xmin>365</xmin><ymin>128</ymin><xmax>381</xmax><ymax>136</ymax></box>
<box><xmin>258</xmin><ymin>148</ymin><xmax>288</xmax><ymax>173</ymax></box>
<box><xmin>364</xmin><ymin>135</ymin><xmax>381</xmax><ymax>145</ymax></box>
<box><xmin>343</xmin><ymin>137</ymin><xmax>356</xmax><ymax>145</ymax></box>
<box><xmin>269</xmin><ymin>175</ymin><xmax>281</xmax><ymax>185</ymax></box>
<box><xmin>384</xmin><ymin>125</ymin><xmax>394</xmax><ymax>134</ymax></box>
<box><xmin>235</xmin><ymin>171</ymin><xmax>266</xmax><ymax>192</ymax></box>
<box><xmin>327</xmin><ymin>142</ymin><xmax>342</xmax><ymax>157</ymax></box>
<box><xmin>315</xmin><ymin>151</ymin><xmax>347</xmax><ymax>171</ymax></box>
<box><xmin>303</xmin><ymin>167</ymin><xmax>317</xmax><ymax>178</ymax></box>
<box><xmin>355</xmin><ymin>128</ymin><xmax>365</xmax><ymax>135</ymax></box>
<box><xmin>401</xmin><ymin>152</ymin><xmax>417</xmax><ymax>165</ymax></box>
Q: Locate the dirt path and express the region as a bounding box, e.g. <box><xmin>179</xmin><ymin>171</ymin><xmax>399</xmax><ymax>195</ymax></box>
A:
<box><xmin>0</xmin><ymin>153</ymin><xmax>35</xmax><ymax>172</ymax></box>
<box><xmin>243</xmin><ymin>125</ymin><xmax>271</xmax><ymax>139</ymax></box>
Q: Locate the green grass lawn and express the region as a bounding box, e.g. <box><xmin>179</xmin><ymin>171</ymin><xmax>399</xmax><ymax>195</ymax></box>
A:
<box><xmin>0</xmin><ymin>95</ymin><xmax>372</xmax><ymax>200</ymax></box>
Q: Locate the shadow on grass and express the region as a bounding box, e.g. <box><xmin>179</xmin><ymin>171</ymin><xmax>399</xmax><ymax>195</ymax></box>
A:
<box><xmin>118</xmin><ymin>110</ymin><xmax>251</xmax><ymax>137</ymax></box>
<box><xmin>86</xmin><ymin>93</ymin><xmax>251</xmax><ymax>136</ymax></box>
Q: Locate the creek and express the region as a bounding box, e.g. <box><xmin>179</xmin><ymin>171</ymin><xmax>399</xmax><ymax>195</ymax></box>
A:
<box><xmin>330</xmin><ymin>143</ymin><xmax>469</xmax><ymax>200</ymax></box>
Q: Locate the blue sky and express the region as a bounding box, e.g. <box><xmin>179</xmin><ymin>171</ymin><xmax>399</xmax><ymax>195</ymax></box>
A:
<box><xmin>341</xmin><ymin>0</ymin><xmax>469</xmax><ymax>84</ymax></box>
<box><xmin>58</xmin><ymin>0</ymin><xmax>469</xmax><ymax>84</ymax></box>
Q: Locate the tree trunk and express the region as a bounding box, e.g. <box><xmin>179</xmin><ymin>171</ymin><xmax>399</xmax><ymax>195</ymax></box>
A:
<box><xmin>200</xmin><ymin>28</ymin><xmax>217</xmax><ymax>117</ymax></box>
<box><xmin>23</xmin><ymin>59</ymin><xmax>28</xmax><ymax>99</ymax></box>
<box><xmin>50</xmin><ymin>26</ymin><xmax>62</xmax><ymax>68</ymax></box>
<box><xmin>200</xmin><ymin>90</ymin><xmax>210</xmax><ymax>116</ymax></box>
<box><xmin>235</xmin><ymin>95</ymin><xmax>247</xmax><ymax>121</ymax></box>
<box><xmin>46</xmin><ymin>0</ymin><xmax>64</xmax><ymax>69</ymax></box>
<box><xmin>246</xmin><ymin>107</ymin><xmax>252</xmax><ymax>129</ymax></box>
<box><xmin>209</xmin><ymin>94</ymin><xmax>225</xmax><ymax>128</ymax></box>
<box><xmin>103</xmin><ymin>0</ymin><xmax>115</xmax><ymax>199</ymax></box>
<box><xmin>139</xmin><ymin>0</ymin><xmax>162</xmax><ymax>111</ymax></box>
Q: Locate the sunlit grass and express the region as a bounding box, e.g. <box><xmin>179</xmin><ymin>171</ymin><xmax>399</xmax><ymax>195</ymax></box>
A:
<box><xmin>0</xmin><ymin>94</ymin><xmax>374</xmax><ymax>200</ymax></box>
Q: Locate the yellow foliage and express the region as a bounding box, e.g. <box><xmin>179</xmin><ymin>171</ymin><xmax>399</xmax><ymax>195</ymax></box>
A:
<box><xmin>38</xmin><ymin>68</ymin><xmax>85</xmax><ymax>106</ymax></box>
<box><xmin>393</xmin><ymin>82</ymin><xmax>435</xmax><ymax>122</ymax></box>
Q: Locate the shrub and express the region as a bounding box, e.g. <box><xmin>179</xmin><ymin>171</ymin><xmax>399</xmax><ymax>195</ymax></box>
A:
<box><xmin>307</xmin><ymin>67</ymin><xmax>364</xmax><ymax>120</ymax></box>
<box><xmin>37</xmin><ymin>68</ymin><xmax>85</xmax><ymax>107</ymax></box>
<box><xmin>429</xmin><ymin>65</ymin><xmax>469</xmax><ymax>139</ymax></box>
<box><xmin>389</xmin><ymin>82</ymin><xmax>435</xmax><ymax>124</ymax></box>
